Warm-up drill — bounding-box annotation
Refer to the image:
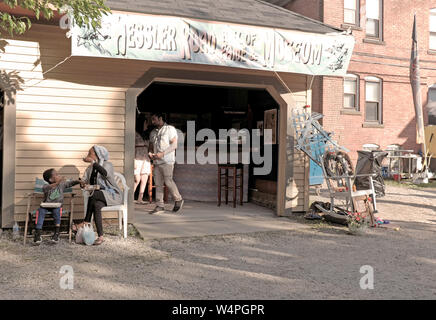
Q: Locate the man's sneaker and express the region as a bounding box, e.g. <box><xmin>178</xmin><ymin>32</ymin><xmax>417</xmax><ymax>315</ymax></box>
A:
<box><xmin>50</xmin><ymin>232</ymin><xmax>59</xmax><ymax>244</ymax></box>
<box><xmin>173</xmin><ymin>200</ymin><xmax>184</xmax><ymax>213</ymax></box>
<box><xmin>33</xmin><ymin>229</ymin><xmax>42</xmax><ymax>246</ymax></box>
<box><xmin>149</xmin><ymin>206</ymin><xmax>165</xmax><ymax>214</ymax></box>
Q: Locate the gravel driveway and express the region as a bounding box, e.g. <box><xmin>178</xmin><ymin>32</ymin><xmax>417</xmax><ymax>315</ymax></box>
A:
<box><xmin>1</xmin><ymin>184</ymin><xmax>435</xmax><ymax>300</ymax></box>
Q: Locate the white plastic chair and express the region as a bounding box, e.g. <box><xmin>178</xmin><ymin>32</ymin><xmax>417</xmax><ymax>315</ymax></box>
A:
<box><xmin>83</xmin><ymin>172</ymin><xmax>130</xmax><ymax>238</ymax></box>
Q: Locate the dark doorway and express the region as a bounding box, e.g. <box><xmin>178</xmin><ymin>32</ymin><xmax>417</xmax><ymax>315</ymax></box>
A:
<box><xmin>135</xmin><ymin>82</ymin><xmax>279</xmax><ymax>208</ymax></box>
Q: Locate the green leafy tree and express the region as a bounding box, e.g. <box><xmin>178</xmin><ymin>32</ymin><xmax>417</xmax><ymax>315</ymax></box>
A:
<box><xmin>0</xmin><ymin>0</ymin><xmax>111</xmax><ymax>36</ymax></box>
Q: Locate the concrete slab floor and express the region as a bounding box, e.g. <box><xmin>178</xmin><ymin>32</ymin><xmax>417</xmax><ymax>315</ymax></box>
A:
<box><xmin>132</xmin><ymin>201</ymin><xmax>297</xmax><ymax>240</ymax></box>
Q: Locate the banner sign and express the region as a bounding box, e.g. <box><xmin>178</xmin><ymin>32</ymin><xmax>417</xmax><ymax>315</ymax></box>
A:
<box><xmin>70</xmin><ymin>12</ymin><xmax>355</xmax><ymax>76</ymax></box>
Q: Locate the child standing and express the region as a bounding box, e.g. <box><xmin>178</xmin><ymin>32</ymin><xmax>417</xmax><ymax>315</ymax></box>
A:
<box><xmin>33</xmin><ymin>168</ymin><xmax>83</xmax><ymax>245</ymax></box>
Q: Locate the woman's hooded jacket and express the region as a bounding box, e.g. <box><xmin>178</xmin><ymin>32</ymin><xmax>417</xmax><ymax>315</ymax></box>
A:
<box><xmin>82</xmin><ymin>145</ymin><xmax>122</xmax><ymax>206</ymax></box>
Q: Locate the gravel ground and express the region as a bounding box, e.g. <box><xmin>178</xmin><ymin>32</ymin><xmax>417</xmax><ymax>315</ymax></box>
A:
<box><xmin>1</xmin><ymin>183</ymin><xmax>436</xmax><ymax>300</ymax></box>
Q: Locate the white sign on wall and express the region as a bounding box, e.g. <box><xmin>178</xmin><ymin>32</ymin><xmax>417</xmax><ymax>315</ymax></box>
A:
<box><xmin>70</xmin><ymin>12</ymin><xmax>355</xmax><ymax>76</ymax></box>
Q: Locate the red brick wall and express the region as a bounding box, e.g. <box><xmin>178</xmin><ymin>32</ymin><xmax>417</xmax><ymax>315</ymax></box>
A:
<box><xmin>285</xmin><ymin>0</ymin><xmax>322</xmax><ymax>21</ymax></box>
<box><xmin>288</xmin><ymin>0</ymin><xmax>436</xmax><ymax>163</ymax></box>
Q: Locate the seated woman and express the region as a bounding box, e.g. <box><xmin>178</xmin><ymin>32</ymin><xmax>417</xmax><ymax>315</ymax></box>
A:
<box><xmin>73</xmin><ymin>145</ymin><xmax>122</xmax><ymax>245</ymax></box>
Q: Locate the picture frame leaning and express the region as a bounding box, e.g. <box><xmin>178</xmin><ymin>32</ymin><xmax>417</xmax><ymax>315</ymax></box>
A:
<box><xmin>263</xmin><ymin>108</ymin><xmax>277</xmax><ymax>144</ymax></box>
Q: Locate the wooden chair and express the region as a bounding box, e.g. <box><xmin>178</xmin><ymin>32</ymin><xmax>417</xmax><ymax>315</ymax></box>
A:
<box><xmin>83</xmin><ymin>172</ymin><xmax>130</xmax><ymax>238</ymax></box>
<box><xmin>148</xmin><ymin>164</ymin><xmax>168</xmax><ymax>203</ymax></box>
<box><xmin>23</xmin><ymin>178</ymin><xmax>76</xmax><ymax>245</ymax></box>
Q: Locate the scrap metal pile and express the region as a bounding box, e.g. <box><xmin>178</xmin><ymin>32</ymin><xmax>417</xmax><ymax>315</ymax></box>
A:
<box><xmin>291</xmin><ymin>109</ymin><xmax>385</xmax><ymax>227</ymax></box>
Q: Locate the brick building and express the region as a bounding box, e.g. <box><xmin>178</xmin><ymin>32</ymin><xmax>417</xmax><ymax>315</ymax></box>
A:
<box><xmin>273</xmin><ymin>0</ymin><xmax>436</xmax><ymax>162</ymax></box>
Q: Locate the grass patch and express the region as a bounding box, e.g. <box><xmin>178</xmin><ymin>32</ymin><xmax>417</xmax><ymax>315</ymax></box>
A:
<box><xmin>128</xmin><ymin>224</ymin><xmax>142</xmax><ymax>239</ymax></box>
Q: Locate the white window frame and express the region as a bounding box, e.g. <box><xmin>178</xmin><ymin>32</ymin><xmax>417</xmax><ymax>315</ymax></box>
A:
<box><xmin>366</xmin><ymin>0</ymin><xmax>383</xmax><ymax>40</ymax></box>
<box><xmin>344</xmin><ymin>0</ymin><xmax>360</xmax><ymax>26</ymax></box>
<box><xmin>365</xmin><ymin>76</ymin><xmax>382</xmax><ymax>123</ymax></box>
<box><xmin>343</xmin><ymin>74</ymin><xmax>359</xmax><ymax>110</ymax></box>
<box><xmin>430</xmin><ymin>8</ymin><xmax>436</xmax><ymax>50</ymax></box>
<box><xmin>428</xmin><ymin>84</ymin><xmax>436</xmax><ymax>125</ymax></box>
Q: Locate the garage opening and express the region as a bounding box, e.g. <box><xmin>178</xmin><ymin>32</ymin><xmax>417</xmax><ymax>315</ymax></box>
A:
<box><xmin>134</xmin><ymin>82</ymin><xmax>280</xmax><ymax>210</ymax></box>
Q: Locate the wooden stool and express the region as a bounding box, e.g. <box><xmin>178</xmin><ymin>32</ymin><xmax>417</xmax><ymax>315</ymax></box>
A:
<box><xmin>218</xmin><ymin>164</ymin><xmax>243</xmax><ymax>208</ymax></box>
<box><xmin>149</xmin><ymin>164</ymin><xmax>168</xmax><ymax>203</ymax></box>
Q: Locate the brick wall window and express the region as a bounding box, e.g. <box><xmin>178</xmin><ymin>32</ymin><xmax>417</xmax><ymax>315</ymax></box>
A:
<box><xmin>430</xmin><ymin>8</ymin><xmax>436</xmax><ymax>50</ymax></box>
<box><xmin>366</xmin><ymin>0</ymin><xmax>382</xmax><ymax>39</ymax></box>
<box><xmin>365</xmin><ymin>76</ymin><xmax>382</xmax><ymax>123</ymax></box>
<box><xmin>343</xmin><ymin>74</ymin><xmax>359</xmax><ymax>109</ymax></box>
<box><xmin>344</xmin><ymin>0</ymin><xmax>360</xmax><ymax>26</ymax></box>
<box><xmin>428</xmin><ymin>85</ymin><xmax>436</xmax><ymax>124</ymax></box>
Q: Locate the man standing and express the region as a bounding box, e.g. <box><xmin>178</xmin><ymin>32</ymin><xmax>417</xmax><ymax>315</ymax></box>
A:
<box><xmin>149</xmin><ymin>112</ymin><xmax>184</xmax><ymax>214</ymax></box>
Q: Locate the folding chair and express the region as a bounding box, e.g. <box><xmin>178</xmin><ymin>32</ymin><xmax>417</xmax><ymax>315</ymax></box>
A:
<box><xmin>23</xmin><ymin>178</ymin><xmax>76</xmax><ymax>245</ymax></box>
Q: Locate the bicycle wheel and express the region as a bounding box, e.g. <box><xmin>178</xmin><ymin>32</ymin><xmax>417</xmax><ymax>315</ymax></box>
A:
<box><xmin>336</xmin><ymin>151</ymin><xmax>354</xmax><ymax>176</ymax></box>
<box><xmin>323</xmin><ymin>151</ymin><xmax>338</xmax><ymax>177</ymax></box>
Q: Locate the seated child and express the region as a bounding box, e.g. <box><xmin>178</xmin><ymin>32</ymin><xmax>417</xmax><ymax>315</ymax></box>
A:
<box><xmin>33</xmin><ymin>168</ymin><xmax>83</xmax><ymax>245</ymax></box>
